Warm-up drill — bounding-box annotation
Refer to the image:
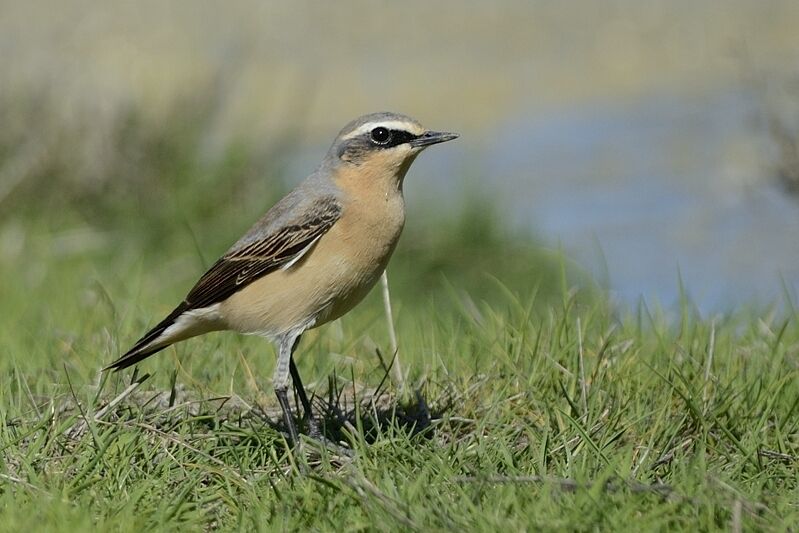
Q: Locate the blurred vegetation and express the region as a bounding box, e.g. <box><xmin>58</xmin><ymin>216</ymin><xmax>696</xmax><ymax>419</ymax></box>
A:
<box><xmin>1</xmin><ymin>87</ymin><xmax>284</xmax><ymax>229</ymax></box>
<box><xmin>768</xmin><ymin>87</ymin><xmax>799</xmax><ymax>198</ymax></box>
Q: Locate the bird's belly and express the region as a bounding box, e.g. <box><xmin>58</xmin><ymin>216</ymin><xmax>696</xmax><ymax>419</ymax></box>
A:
<box><xmin>219</xmin><ymin>203</ymin><xmax>404</xmax><ymax>337</ymax></box>
<box><xmin>315</xmin><ymin>243</ymin><xmax>393</xmax><ymax>325</ymax></box>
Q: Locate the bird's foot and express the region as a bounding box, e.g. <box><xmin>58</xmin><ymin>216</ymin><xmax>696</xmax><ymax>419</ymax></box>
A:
<box><xmin>301</xmin><ymin>414</ymin><xmax>355</xmax><ymax>459</ymax></box>
<box><xmin>302</xmin><ymin>432</ymin><xmax>355</xmax><ymax>460</ymax></box>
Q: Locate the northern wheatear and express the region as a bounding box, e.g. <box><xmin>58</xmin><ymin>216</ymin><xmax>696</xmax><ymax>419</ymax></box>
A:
<box><xmin>106</xmin><ymin>112</ymin><xmax>458</xmax><ymax>444</ymax></box>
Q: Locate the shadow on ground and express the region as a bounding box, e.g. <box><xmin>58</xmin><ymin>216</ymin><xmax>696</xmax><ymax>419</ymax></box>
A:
<box><xmin>56</xmin><ymin>366</ymin><xmax>449</xmax><ymax>466</ymax></box>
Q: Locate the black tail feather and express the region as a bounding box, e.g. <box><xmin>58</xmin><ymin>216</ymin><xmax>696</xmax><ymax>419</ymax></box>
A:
<box><xmin>103</xmin><ymin>343</ymin><xmax>170</xmax><ymax>372</ymax></box>
<box><xmin>105</xmin><ymin>302</ymin><xmax>188</xmax><ymax>371</ymax></box>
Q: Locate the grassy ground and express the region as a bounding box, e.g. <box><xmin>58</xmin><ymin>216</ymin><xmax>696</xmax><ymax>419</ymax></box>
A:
<box><xmin>0</xmin><ymin>91</ymin><xmax>797</xmax><ymax>530</ymax></box>
<box><xmin>1</xmin><ymin>192</ymin><xmax>798</xmax><ymax>531</ymax></box>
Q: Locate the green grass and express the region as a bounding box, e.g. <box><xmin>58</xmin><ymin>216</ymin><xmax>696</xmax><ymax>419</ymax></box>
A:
<box><xmin>0</xmin><ymin>101</ymin><xmax>797</xmax><ymax>530</ymax></box>
<box><xmin>1</xmin><ymin>201</ymin><xmax>797</xmax><ymax>531</ymax></box>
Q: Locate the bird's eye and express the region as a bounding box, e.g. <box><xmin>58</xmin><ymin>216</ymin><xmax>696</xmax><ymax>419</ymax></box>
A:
<box><xmin>370</xmin><ymin>127</ymin><xmax>391</xmax><ymax>145</ymax></box>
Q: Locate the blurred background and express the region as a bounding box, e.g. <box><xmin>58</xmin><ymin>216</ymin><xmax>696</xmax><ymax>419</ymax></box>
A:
<box><xmin>2</xmin><ymin>0</ymin><xmax>799</xmax><ymax>364</ymax></box>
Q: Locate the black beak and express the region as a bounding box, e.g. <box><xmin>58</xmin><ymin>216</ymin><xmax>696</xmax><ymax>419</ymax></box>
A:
<box><xmin>410</xmin><ymin>130</ymin><xmax>459</xmax><ymax>148</ymax></box>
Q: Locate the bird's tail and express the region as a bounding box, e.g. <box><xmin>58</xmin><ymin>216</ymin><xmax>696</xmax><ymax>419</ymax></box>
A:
<box><xmin>104</xmin><ymin>303</ymin><xmax>188</xmax><ymax>371</ymax></box>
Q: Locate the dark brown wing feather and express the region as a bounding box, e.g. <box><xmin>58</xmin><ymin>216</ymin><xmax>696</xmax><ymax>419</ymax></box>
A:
<box><xmin>105</xmin><ymin>197</ymin><xmax>341</xmax><ymax>371</ymax></box>
<box><xmin>184</xmin><ymin>210</ymin><xmax>339</xmax><ymax>309</ymax></box>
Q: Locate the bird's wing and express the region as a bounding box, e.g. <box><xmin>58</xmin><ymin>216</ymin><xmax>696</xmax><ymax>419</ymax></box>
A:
<box><xmin>184</xmin><ymin>196</ymin><xmax>342</xmax><ymax>309</ymax></box>
<box><xmin>105</xmin><ymin>195</ymin><xmax>342</xmax><ymax>371</ymax></box>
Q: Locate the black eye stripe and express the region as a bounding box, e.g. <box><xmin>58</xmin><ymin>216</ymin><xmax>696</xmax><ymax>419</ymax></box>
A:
<box><xmin>339</xmin><ymin>127</ymin><xmax>422</xmax><ymax>162</ymax></box>
<box><xmin>388</xmin><ymin>130</ymin><xmax>417</xmax><ymax>146</ymax></box>
<box><xmin>367</xmin><ymin>129</ymin><xmax>418</xmax><ymax>148</ymax></box>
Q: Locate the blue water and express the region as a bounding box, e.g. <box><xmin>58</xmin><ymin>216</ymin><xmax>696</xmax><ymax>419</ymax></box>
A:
<box><xmin>483</xmin><ymin>89</ymin><xmax>799</xmax><ymax>312</ymax></box>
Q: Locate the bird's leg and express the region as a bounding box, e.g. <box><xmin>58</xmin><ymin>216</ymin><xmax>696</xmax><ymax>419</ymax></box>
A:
<box><xmin>274</xmin><ymin>333</ymin><xmax>301</xmax><ymax>447</ymax></box>
<box><xmin>289</xmin><ymin>355</ymin><xmax>321</xmax><ymax>438</ymax></box>
<box><xmin>289</xmin><ymin>354</ymin><xmax>353</xmax><ymax>459</ymax></box>
<box><xmin>279</xmin><ymin>334</ymin><xmax>351</xmax><ymax>459</ymax></box>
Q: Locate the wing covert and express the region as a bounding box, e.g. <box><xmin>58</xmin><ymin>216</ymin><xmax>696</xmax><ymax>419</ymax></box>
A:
<box><xmin>182</xmin><ymin>197</ymin><xmax>341</xmax><ymax>310</ymax></box>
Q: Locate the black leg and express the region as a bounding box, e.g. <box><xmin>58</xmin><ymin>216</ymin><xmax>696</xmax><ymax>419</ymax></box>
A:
<box><xmin>275</xmin><ymin>333</ymin><xmax>349</xmax><ymax>457</ymax></box>
<box><xmin>275</xmin><ymin>385</ymin><xmax>300</xmax><ymax>446</ymax></box>
<box><xmin>273</xmin><ymin>333</ymin><xmax>302</xmax><ymax>447</ymax></box>
<box><xmin>290</xmin><ymin>356</ymin><xmax>321</xmax><ymax>438</ymax></box>
<box><xmin>289</xmin><ymin>357</ymin><xmax>312</xmax><ymax>418</ymax></box>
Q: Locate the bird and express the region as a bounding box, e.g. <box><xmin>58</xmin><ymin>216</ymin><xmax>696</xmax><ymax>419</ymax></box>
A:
<box><xmin>105</xmin><ymin>112</ymin><xmax>458</xmax><ymax>445</ymax></box>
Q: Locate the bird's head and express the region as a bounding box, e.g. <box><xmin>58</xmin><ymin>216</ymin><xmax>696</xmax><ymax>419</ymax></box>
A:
<box><xmin>328</xmin><ymin>112</ymin><xmax>458</xmax><ymax>182</ymax></box>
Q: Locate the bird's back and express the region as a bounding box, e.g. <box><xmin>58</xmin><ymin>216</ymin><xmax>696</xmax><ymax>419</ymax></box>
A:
<box><xmin>227</xmin><ymin>168</ymin><xmax>341</xmax><ymax>254</ymax></box>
